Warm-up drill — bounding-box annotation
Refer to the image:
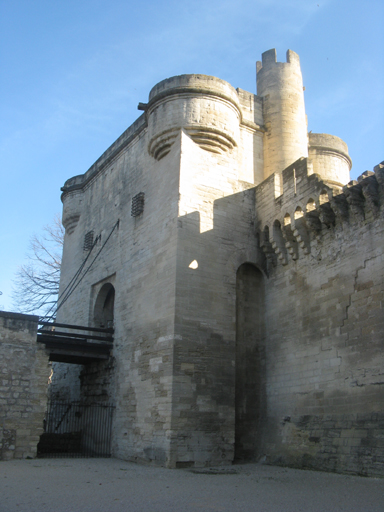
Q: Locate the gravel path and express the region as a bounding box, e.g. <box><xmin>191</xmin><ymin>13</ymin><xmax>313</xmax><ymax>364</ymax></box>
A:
<box><xmin>1</xmin><ymin>458</ymin><xmax>383</xmax><ymax>512</ymax></box>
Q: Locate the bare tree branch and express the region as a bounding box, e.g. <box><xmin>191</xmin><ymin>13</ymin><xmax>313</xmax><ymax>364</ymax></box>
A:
<box><xmin>12</xmin><ymin>215</ymin><xmax>64</xmax><ymax>316</ymax></box>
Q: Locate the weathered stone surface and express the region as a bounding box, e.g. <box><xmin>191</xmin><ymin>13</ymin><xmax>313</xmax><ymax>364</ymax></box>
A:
<box><xmin>256</xmin><ymin>161</ymin><xmax>384</xmax><ymax>477</ymax></box>
<box><xmin>0</xmin><ymin>312</ymin><xmax>50</xmax><ymax>460</ymax></box>
<box><xmin>48</xmin><ymin>48</ymin><xmax>383</xmax><ymax>476</ymax></box>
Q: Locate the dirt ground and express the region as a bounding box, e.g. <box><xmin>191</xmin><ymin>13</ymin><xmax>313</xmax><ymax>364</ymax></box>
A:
<box><xmin>1</xmin><ymin>458</ymin><xmax>383</xmax><ymax>512</ymax></box>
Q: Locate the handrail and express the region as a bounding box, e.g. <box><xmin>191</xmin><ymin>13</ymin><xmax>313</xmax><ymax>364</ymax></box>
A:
<box><xmin>36</xmin><ymin>320</ymin><xmax>114</xmax><ymax>364</ymax></box>
<box><xmin>38</xmin><ymin>320</ymin><xmax>114</xmax><ymax>334</ymax></box>
<box><xmin>37</xmin><ymin>329</ymin><xmax>113</xmax><ymax>343</ymax></box>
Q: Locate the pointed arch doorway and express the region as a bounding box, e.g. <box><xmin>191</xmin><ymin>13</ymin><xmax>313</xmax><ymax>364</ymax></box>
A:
<box><xmin>235</xmin><ymin>263</ymin><xmax>266</xmax><ymax>462</ymax></box>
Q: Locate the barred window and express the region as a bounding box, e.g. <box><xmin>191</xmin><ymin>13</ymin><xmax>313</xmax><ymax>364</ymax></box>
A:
<box><xmin>131</xmin><ymin>192</ymin><xmax>145</xmax><ymax>217</ymax></box>
<box><xmin>83</xmin><ymin>231</ymin><xmax>94</xmax><ymax>251</ymax></box>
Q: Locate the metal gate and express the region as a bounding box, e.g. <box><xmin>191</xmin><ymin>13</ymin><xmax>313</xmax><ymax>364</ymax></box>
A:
<box><xmin>37</xmin><ymin>401</ymin><xmax>115</xmax><ymax>458</ymax></box>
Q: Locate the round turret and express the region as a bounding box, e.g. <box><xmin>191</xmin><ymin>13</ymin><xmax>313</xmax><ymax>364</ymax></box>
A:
<box><xmin>257</xmin><ymin>49</ymin><xmax>308</xmax><ymax>179</ymax></box>
<box><xmin>146</xmin><ymin>74</ymin><xmax>241</xmax><ymax>160</ymax></box>
<box><xmin>308</xmin><ymin>133</ymin><xmax>352</xmax><ymax>185</ymax></box>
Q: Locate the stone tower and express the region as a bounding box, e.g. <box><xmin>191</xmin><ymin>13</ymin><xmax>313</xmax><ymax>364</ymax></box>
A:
<box><xmin>257</xmin><ymin>49</ymin><xmax>308</xmax><ymax>179</ymax></box>
<box><xmin>49</xmin><ymin>49</ymin><xmax>384</xmax><ymax>476</ymax></box>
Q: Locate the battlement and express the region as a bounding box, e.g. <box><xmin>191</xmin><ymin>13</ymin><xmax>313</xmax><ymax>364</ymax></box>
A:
<box><xmin>256</xmin><ymin>49</ymin><xmax>308</xmax><ymax>179</ymax></box>
<box><xmin>51</xmin><ymin>50</ymin><xmax>384</xmax><ymax>476</ymax></box>
<box><xmin>256</xmin><ymin>160</ymin><xmax>384</xmax><ymax>269</ymax></box>
<box><xmin>256</xmin><ymin>48</ymin><xmax>301</xmax><ymax>73</ymax></box>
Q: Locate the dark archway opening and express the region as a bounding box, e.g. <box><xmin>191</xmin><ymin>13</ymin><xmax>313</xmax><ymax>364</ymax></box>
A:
<box><xmin>94</xmin><ymin>284</ymin><xmax>115</xmax><ymax>329</ymax></box>
<box><xmin>235</xmin><ymin>263</ymin><xmax>266</xmax><ymax>462</ymax></box>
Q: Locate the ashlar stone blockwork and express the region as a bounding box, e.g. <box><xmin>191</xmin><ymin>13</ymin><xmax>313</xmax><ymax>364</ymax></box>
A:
<box><xmin>50</xmin><ymin>49</ymin><xmax>383</xmax><ymax>476</ymax></box>
<box><xmin>0</xmin><ymin>312</ymin><xmax>50</xmax><ymax>460</ymax></box>
<box><xmin>257</xmin><ymin>160</ymin><xmax>384</xmax><ymax>477</ymax></box>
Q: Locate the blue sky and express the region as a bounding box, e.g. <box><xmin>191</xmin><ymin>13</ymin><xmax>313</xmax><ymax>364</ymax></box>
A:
<box><xmin>0</xmin><ymin>0</ymin><xmax>383</xmax><ymax>311</ymax></box>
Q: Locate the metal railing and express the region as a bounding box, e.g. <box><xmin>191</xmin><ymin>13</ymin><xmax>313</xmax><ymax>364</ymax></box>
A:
<box><xmin>38</xmin><ymin>401</ymin><xmax>115</xmax><ymax>458</ymax></box>
<box><xmin>36</xmin><ymin>321</ymin><xmax>114</xmax><ymax>364</ymax></box>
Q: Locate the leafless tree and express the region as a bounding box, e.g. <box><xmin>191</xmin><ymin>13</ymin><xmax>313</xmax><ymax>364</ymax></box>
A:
<box><xmin>12</xmin><ymin>215</ymin><xmax>64</xmax><ymax>316</ymax></box>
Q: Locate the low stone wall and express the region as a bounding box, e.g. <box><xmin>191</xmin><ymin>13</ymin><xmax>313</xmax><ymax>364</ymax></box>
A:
<box><xmin>0</xmin><ymin>311</ymin><xmax>50</xmax><ymax>460</ymax></box>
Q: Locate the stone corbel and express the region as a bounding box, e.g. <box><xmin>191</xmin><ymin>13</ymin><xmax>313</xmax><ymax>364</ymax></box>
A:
<box><xmin>282</xmin><ymin>224</ymin><xmax>299</xmax><ymax>260</ymax></box>
<box><xmin>305</xmin><ymin>210</ymin><xmax>322</xmax><ymax>233</ymax></box>
<box><xmin>358</xmin><ymin>171</ymin><xmax>380</xmax><ymax>217</ymax></box>
<box><xmin>318</xmin><ymin>202</ymin><xmax>336</xmax><ymax>228</ymax></box>
<box><xmin>343</xmin><ymin>181</ymin><xmax>365</xmax><ymax>220</ymax></box>
<box><xmin>330</xmin><ymin>193</ymin><xmax>349</xmax><ymax>223</ymax></box>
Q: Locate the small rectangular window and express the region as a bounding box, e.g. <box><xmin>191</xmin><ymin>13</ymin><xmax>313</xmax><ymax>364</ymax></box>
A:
<box><xmin>131</xmin><ymin>192</ymin><xmax>145</xmax><ymax>217</ymax></box>
<box><xmin>83</xmin><ymin>231</ymin><xmax>94</xmax><ymax>251</ymax></box>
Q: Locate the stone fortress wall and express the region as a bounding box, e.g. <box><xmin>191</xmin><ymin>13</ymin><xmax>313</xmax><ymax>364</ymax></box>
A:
<box><xmin>56</xmin><ymin>72</ymin><xmax>264</xmax><ymax>467</ymax></box>
<box><xmin>0</xmin><ymin>312</ymin><xmax>50</xmax><ymax>460</ymax></box>
<box><xmin>256</xmin><ymin>159</ymin><xmax>384</xmax><ymax>476</ymax></box>
<box><xmin>49</xmin><ymin>49</ymin><xmax>383</xmax><ymax>475</ymax></box>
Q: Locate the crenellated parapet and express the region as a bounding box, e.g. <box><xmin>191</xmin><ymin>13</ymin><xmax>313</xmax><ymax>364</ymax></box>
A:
<box><xmin>256</xmin><ymin>159</ymin><xmax>384</xmax><ymax>270</ymax></box>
